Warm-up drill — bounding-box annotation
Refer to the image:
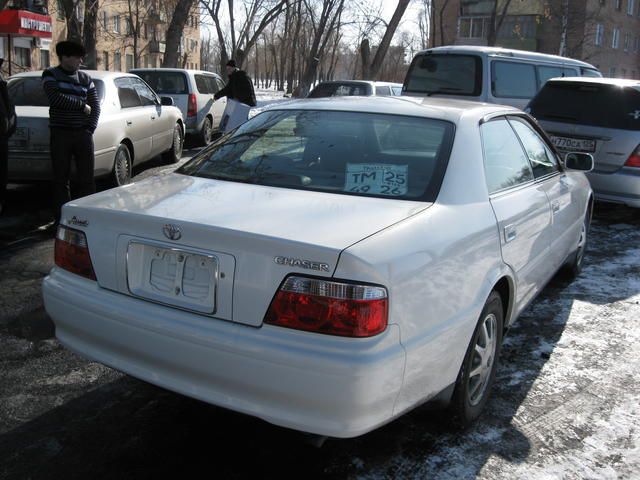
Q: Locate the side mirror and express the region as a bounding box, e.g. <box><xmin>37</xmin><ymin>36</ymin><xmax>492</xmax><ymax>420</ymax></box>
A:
<box><xmin>564</xmin><ymin>152</ymin><xmax>594</xmax><ymax>172</ymax></box>
<box><xmin>160</xmin><ymin>96</ymin><xmax>174</xmax><ymax>106</ymax></box>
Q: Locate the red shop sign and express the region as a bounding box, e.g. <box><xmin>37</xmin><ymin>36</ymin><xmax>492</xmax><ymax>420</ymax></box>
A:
<box><xmin>0</xmin><ymin>10</ymin><xmax>52</xmax><ymax>38</ymax></box>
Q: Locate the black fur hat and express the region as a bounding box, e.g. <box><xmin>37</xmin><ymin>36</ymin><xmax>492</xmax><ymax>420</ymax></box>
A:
<box><xmin>55</xmin><ymin>41</ymin><xmax>86</xmax><ymax>57</ymax></box>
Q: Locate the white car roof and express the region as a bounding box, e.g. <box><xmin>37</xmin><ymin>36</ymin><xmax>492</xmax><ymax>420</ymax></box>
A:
<box><xmin>265</xmin><ymin>96</ymin><xmax>518</xmax><ymax>124</ymax></box>
<box><xmin>9</xmin><ymin>69</ymin><xmax>141</xmax><ymax>81</ymax></box>
<box><xmin>416</xmin><ymin>45</ymin><xmax>597</xmax><ymax>68</ymax></box>
<box><xmin>545</xmin><ymin>76</ymin><xmax>640</xmax><ymax>88</ymax></box>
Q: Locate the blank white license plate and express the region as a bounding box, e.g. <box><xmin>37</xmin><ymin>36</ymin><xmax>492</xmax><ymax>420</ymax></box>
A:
<box><xmin>550</xmin><ymin>135</ymin><xmax>595</xmax><ymax>152</ymax></box>
<box><xmin>127</xmin><ymin>242</ymin><xmax>218</xmax><ymax>314</ymax></box>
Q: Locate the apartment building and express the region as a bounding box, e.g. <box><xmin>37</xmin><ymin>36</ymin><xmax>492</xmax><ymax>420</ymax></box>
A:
<box><xmin>432</xmin><ymin>0</ymin><xmax>640</xmax><ymax>78</ymax></box>
<box><xmin>0</xmin><ymin>0</ymin><xmax>200</xmax><ymax>75</ymax></box>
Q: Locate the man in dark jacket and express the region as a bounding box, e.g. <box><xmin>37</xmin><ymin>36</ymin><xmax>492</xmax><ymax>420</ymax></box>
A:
<box><xmin>42</xmin><ymin>40</ymin><xmax>101</xmax><ymax>223</ymax></box>
<box><xmin>214</xmin><ymin>59</ymin><xmax>257</xmax><ymax>107</ymax></box>
<box><xmin>0</xmin><ymin>58</ymin><xmax>17</xmax><ymax>216</ymax></box>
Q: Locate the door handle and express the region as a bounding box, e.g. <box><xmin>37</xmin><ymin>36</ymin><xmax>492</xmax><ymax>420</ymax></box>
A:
<box><xmin>126</xmin><ymin>120</ymin><xmax>132</xmax><ymax>126</ymax></box>
<box><xmin>552</xmin><ymin>201</ymin><xmax>560</xmax><ymax>214</ymax></box>
<box><xmin>151</xmin><ymin>116</ymin><xmax>156</xmax><ymax>120</ymax></box>
<box><xmin>504</xmin><ymin>224</ymin><xmax>517</xmax><ymax>243</ymax></box>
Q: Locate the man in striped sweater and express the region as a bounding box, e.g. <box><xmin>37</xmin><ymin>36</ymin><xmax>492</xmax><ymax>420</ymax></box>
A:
<box><xmin>42</xmin><ymin>40</ymin><xmax>101</xmax><ymax>223</ymax></box>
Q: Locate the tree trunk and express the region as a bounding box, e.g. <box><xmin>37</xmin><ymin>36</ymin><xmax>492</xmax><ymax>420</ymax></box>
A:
<box><xmin>163</xmin><ymin>0</ymin><xmax>196</xmax><ymax>67</ymax></box>
<box><xmin>82</xmin><ymin>0</ymin><xmax>99</xmax><ymax>69</ymax></box>
<box><xmin>366</xmin><ymin>0</ymin><xmax>410</xmax><ymax>80</ymax></box>
<box><xmin>360</xmin><ymin>38</ymin><xmax>371</xmax><ymax>79</ymax></box>
<box><xmin>61</xmin><ymin>0</ymin><xmax>83</xmax><ymax>42</ymax></box>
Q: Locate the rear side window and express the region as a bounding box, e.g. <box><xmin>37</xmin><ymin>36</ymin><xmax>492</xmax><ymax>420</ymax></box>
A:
<box><xmin>481</xmin><ymin>118</ymin><xmax>534</xmax><ymax>193</ymax></box>
<box><xmin>206</xmin><ymin>76</ymin><xmax>220</xmax><ymax>94</ymax></box>
<box><xmin>508</xmin><ymin>117</ymin><xmax>559</xmax><ymax>178</ymax></box>
<box><xmin>492</xmin><ymin>61</ymin><xmax>537</xmax><ymax>98</ymax></box>
<box><xmin>179</xmin><ymin>109</ymin><xmax>455</xmax><ymax>202</ymax></box>
<box><xmin>308</xmin><ymin>83</ymin><xmax>371</xmax><ymax>98</ymax></box>
<box><xmin>114</xmin><ymin>77</ymin><xmax>142</xmax><ymax>108</ymax></box>
<box><xmin>538</xmin><ymin>66</ymin><xmax>578</xmax><ymax>86</ymax></box>
<box><xmin>528</xmin><ymin>82</ymin><xmax>640</xmax><ymax>131</ymax></box>
<box><xmin>194</xmin><ymin>74</ymin><xmax>210</xmax><ymax>94</ymax></box>
<box><xmin>581</xmin><ymin>68</ymin><xmax>602</xmax><ymax>78</ymax></box>
<box><xmin>376</xmin><ymin>86</ymin><xmax>391</xmax><ymax>96</ymax></box>
<box><xmin>8</xmin><ymin>77</ymin><xmax>105</xmax><ymax>106</ymax></box>
<box><xmin>134</xmin><ymin>71</ymin><xmax>189</xmax><ymax>95</ymax></box>
<box><xmin>404</xmin><ymin>54</ymin><xmax>482</xmax><ymax>96</ymax></box>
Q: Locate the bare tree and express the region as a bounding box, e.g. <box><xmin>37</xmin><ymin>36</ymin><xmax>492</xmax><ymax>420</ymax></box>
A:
<box><xmin>163</xmin><ymin>0</ymin><xmax>197</xmax><ymax>67</ymax></box>
<box><xmin>82</xmin><ymin>0</ymin><xmax>99</xmax><ymax>68</ymax></box>
<box><xmin>486</xmin><ymin>0</ymin><xmax>515</xmax><ymax>46</ymax></box>
<box><xmin>298</xmin><ymin>0</ymin><xmax>345</xmax><ymax>96</ymax></box>
<box><xmin>359</xmin><ymin>0</ymin><xmax>410</xmax><ymax>80</ymax></box>
<box><xmin>59</xmin><ymin>0</ymin><xmax>84</xmax><ymax>42</ymax></box>
<box><xmin>200</xmin><ymin>0</ymin><xmax>288</xmax><ymax>74</ymax></box>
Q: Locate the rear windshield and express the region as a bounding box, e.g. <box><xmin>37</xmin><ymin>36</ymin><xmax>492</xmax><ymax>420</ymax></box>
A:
<box><xmin>179</xmin><ymin>109</ymin><xmax>455</xmax><ymax>201</ymax></box>
<box><xmin>529</xmin><ymin>82</ymin><xmax>640</xmax><ymax>131</ymax></box>
<box><xmin>8</xmin><ymin>77</ymin><xmax>105</xmax><ymax>106</ymax></box>
<box><xmin>404</xmin><ymin>54</ymin><xmax>482</xmax><ymax>96</ymax></box>
<box><xmin>307</xmin><ymin>83</ymin><xmax>372</xmax><ymax>98</ymax></box>
<box><xmin>133</xmin><ymin>71</ymin><xmax>189</xmax><ymax>95</ymax></box>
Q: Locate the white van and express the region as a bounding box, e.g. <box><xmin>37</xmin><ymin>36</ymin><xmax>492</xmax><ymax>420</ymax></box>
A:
<box><xmin>132</xmin><ymin>68</ymin><xmax>227</xmax><ymax>145</ymax></box>
<box><xmin>402</xmin><ymin>46</ymin><xmax>602</xmax><ymax>109</ymax></box>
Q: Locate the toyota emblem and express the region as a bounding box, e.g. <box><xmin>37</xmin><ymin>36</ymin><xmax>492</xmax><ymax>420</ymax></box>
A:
<box><xmin>163</xmin><ymin>224</ymin><xmax>182</xmax><ymax>241</ymax></box>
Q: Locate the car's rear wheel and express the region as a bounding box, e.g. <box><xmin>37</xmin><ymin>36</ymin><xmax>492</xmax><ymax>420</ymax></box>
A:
<box><xmin>450</xmin><ymin>291</ymin><xmax>503</xmax><ymax>427</ymax></box>
<box><xmin>199</xmin><ymin>116</ymin><xmax>213</xmax><ymax>145</ymax></box>
<box><xmin>163</xmin><ymin>124</ymin><xmax>184</xmax><ymax>164</ymax></box>
<box><xmin>112</xmin><ymin>143</ymin><xmax>132</xmax><ymax>186</ymax></box>
<box><xmin>561</xmin><ymin>206</ymin><xmax>591</xmax><ymax>279</ymax></box>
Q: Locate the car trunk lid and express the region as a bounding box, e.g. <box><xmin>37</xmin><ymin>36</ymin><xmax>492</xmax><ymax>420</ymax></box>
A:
<box><xmin>62</xmin><ymin>173</ymin><xmax>429</xmax><ymax>326</ymax></box>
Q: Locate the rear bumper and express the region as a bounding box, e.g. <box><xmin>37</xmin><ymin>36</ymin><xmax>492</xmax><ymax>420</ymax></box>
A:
<box><xmin>43</xmin><ymin>268</ymin><xmax>406</xmax><ymax>438</ymax></box>
<box><xmin>587</xmin><ymin>168</ymin><xmax>640</xmax><ymax>208</ymax></box>
<box><xmin>8</xmin><ymin>150</ymin><xmax>52</xmax><ymax>181</ymax></box>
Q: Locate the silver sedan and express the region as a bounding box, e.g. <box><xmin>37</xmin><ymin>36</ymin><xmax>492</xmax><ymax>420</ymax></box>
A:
<box><xmin>7</xmin><ymin>70</ymin><xmax>185</xmax><ymax>186</ymax></box>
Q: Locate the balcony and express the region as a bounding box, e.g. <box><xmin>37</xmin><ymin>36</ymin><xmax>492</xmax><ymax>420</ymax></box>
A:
<box><xmin>149</xmin><ymin>40</ymin><xmax>166</xmax><ymax>54</ymax></box>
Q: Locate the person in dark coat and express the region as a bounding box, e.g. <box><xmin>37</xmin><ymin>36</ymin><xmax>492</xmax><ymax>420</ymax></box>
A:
<box><xmin>42</xmin><ymin>40</ymin><xmax>101</xmax><ymax>223</ymax></box>
<box><xmin>214</xmin><ymin>59</ymin><xmax>257</xmax><ymax>107</ymax></box>
<box><xmin>0</xmin><ymin>58</ymin><xmax>17</xmax><ymax>216</ymax></box>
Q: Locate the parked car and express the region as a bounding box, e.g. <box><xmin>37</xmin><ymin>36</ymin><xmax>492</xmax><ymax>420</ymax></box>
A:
<box><xmin>7</xmin><ymin>70</ymin><xmax>184</xmax><ymax>186</ymax></box>
<box><xmin>132</xmin><ymin>68</ymin><xmax>226</xmax><ymax>145</ymax></box>
<box><xmin>403</xmin><ymin>46</ymin><xmax>602</xmax><ymax>109</ymax></box>
<box><xmin>43</xmin><ymin>96</ymin><xmax>593</xmax><ymax>439</ymax></box>
<box><xmin>307</xmin><ymin>80</ymin><xmax>403</xmax><ymax>98</ymax></box>
<box><xmin>527</xmin><ymin>77</ymin><xmax>640</xmax><ymax>208</ymax></box>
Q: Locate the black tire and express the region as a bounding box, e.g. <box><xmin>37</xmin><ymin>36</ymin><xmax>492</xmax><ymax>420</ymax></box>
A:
<box><xmin>450</xmin><ymin>291</ymin><xmax>504</xmax><ymax>427</ymax></box>
<box><xmin>199</xmin><ymin>116</ymin><xmax>213</xmax><ymax>146</ymax></box>
<box><xmin>163</xmin><ymin>124</ymin><xmax>184</xmax><ymax>164</ymax></box>
<box><xmin>561</xmin><ymin>206</ymin><xmax>591</xmax><ymax>280</ymax></box>
<box><xmin>112</xmin><ymin>143</ymin><xmax>132</xmax><ymax>187</ymax></box>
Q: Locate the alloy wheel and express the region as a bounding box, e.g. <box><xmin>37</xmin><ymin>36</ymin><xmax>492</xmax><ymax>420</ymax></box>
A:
<box><xmin>467</xmin><ymin>312</ymin><xmax>498</xmax><ymax>406</ymax></box>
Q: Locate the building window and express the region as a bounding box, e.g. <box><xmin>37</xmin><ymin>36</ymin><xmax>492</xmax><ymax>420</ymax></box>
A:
<box><xmin>15</xmin><ymin>47</ymin><xmax>31</xmax><ymax>67</ymax></box>
<box><xmin>113</xmin><ymin>15</ymin><xmax>120</xmax><ymax>33</ymax></box>
<box><xmin>126</xmin><ymin>54</ymin><xmax>134</xmax><ymax>71</ymax></box>
<box><xmin>144</xmin><ymin>55</ymin><xmax>149</xmax><ymax>68</ymax></box>
<box><xmin>458</xmin><ymin>17</ymin><xmax>489</xmax><ymax>39</ymax></box>
<box><xmin>126</xmin><ymin>18</ymin><xmax>133</xmax><ymax>35</ymax></box>
<box><xmin>616</xmin><ymin>0</ymin><xmax>622</xmax><ymax>9</ymax></box>
<box><xmin>612</xmin><ymin>28</ymin><xmax>620</xmax><ymax>48</ymax></box>
<box><xmin>621</xmin><ymin>68</ymin><xmax>627</xmax><ymax>77</ymax></box>
<box><xmin>628</xmin><ymin>0</ymin><xmax>635</xmax><ymax>14</ymax></box>
<box><xmin>114</xmin><ymin>51</ymin><xmax>121</xmax><ymax>71</ymax></box>
<box><xmin>40</xmin><ymin>49</ymin><xmax>50</xmax><ymax>69</ymax></box>
<box><xmin>624</xmin><ymin>33</ymin><xmax>631</xmax><ymax>51</ymax></box>
<box><xmin>143</xmin><ymin>23</ymin><xmax>148</xmax><ymax>39</ymax></box>
<box><xmin>636</xmin><ymin>36</ymin><xmax>640</xmax><ymax>52</ymax></box>
<box><xmin>103</xmin><ymin>51</ymin><xmax>109</xmax><ymax>70</ymax></box>
<box><xmin>595</xmin><ymin>24</ymin><xmax>604</xmax><ymax>46</ymax></box>
<box><xmin>609</xmin><ymin>67</ymin><xmax>616</xmax><ymax>77</ymax></box>
<box><xmin>102</xmin><ymin>11</ymin><xmax>108</xmax><ymax>29</ymax></box>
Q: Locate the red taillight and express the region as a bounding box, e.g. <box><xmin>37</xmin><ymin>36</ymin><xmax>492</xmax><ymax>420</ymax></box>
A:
<box><xmin>624</xmin><ymin>145</ymin><xmax>640</xmax><ymax>168</ymax></box>
<box><xmin>187</xmin><ymin>93</ymin><xmax>197</xmax><ymax>117</ymax></box>
<box><xmin>264</xmin><ymin>276</ymin><xmax>388</xmax><ymax>337</ymax></box>
<box><xmin>54</xmin><ymin>225</ymin><xmax>96</xmax><ymax>281</ymax></box>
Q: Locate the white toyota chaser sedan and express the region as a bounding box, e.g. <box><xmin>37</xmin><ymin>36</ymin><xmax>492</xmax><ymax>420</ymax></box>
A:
<box><xmin>43</xmin><ymin>96</ymin><xmax>594</xmax><ymax>438</ymax></box>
